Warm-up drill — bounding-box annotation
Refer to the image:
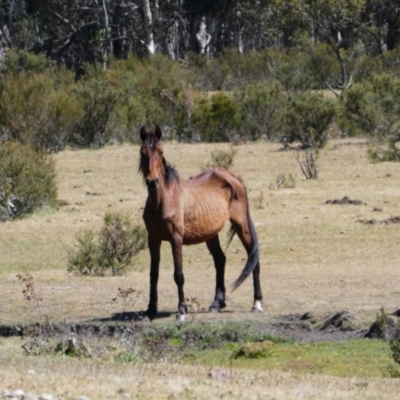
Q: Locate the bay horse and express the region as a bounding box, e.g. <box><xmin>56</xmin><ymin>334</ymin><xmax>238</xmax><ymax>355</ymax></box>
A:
<box><xmin>139</xmin><ymin>126</ymin><xmax>263</xmax><ymax>320</ymax></box>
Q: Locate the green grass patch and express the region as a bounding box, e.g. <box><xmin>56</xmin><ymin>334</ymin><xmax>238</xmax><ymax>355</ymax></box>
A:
<box><xmin>2</xmin><ymin>319</ymin><xmax>398</xmax><ymax>379</ymax></box>
<box><xmin>134</xmin><ymin>321</ymin><xmax>397</xmax><ymax>378</ymax></box>
<box><xmin>191</xmin><ymin>339</ymin><xmax>394</xmax><ymax>378</ymax></box>
<box><xmin>140</xmin><ymin>321</ymin><xmax>290</xmax><ymax>350</ymax></box>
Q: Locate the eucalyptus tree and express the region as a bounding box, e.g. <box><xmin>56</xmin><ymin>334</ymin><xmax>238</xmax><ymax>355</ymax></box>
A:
<box><xmin>300</xmin><ymin>0</ymin><xmax>365</xmax><ymax>95</ymax></box>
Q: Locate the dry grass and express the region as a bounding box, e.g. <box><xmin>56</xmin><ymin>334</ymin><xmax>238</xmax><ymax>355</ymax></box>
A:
<box><xmin>2</xmin><ymin>139</ymin><xmax>400</xmax><ymax>396</ymax></box>
<box><xmin>0</xmin><ymin>337</ymin><xmax>399</xmax><ymax>400</ymax></box>
<box><xmin>2</xmin><ymin>139</ymin><xmax>400</xmax><ymax>323</ymax></box>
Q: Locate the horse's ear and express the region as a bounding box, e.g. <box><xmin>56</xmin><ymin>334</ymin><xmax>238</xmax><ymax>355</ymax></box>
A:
<box><xmin>140</xmin><ymin>127</ymin><xmax>147</xmax><ymax>142</ymax></box>
<box><xmin>155</xmin><ymin>125</ymin><xmax>163</xmax><ymax>140</ymax></box>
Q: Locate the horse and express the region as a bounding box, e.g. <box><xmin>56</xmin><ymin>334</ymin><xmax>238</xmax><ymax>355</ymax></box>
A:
<box><xmin>139</xmin><ymin>126</ymin><xmax>263</xmax><ymax>320</ymax></box>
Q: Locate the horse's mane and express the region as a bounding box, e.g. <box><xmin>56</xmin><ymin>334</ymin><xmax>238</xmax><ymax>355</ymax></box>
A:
<box><xmin>163</xmin><ymin>159</ymin><xmax>180</xmax><ymax>187</ymax></box>
<box><xmin>139</xmin><ymin>131</ymin><xmax>180</xmax><ymax>187</ymax></box>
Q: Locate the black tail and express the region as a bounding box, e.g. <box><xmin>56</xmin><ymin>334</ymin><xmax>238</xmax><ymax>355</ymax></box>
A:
<box><xmin>231</xmin><ymin>189</ymin><xmax>260</xmax><ymax>291</ymax></box>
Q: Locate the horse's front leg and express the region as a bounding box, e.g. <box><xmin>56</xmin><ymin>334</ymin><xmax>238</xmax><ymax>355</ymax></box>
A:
<box><xmin>145</xmin><ymin>237</ymin><xmax>161</xmax><ymax>320</ymax></box>
<box><xmin>170</xmin><ymin>237</ymin><xmax>187</xmax><ymax>317</ymax></box>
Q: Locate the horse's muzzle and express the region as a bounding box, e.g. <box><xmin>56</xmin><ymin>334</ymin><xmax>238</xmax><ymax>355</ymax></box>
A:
<box><xmin>146</xmin><ymin>178</ymin><xmax>159</xmax><ymax>190</ymax></box>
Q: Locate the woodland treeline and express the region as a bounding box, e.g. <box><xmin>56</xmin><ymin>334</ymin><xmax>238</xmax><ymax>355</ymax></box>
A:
<box><xmin>1</xmin><ymin>1</ymin><xmax>400</xmax><ymax>70</ymax></box>
<box><xmin>0</xmin><ymin>0</ymin><xmax>400</xmax><ymax>153</ymax></box>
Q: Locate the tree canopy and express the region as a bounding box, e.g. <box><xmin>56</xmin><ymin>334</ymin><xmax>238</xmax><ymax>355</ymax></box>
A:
<box><xmin>1</xmin><ymin>1</ymin><xmax>400</xmax><ymax>73</ymax></box>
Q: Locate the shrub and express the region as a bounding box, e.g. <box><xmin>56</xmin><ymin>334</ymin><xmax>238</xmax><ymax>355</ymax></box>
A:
<box><xmin>110</xmin><ymin>55</ymin><xmax>191</xmax><ymax>138</ymax></box>
<box><xmin>0</xmin><ymin>142</ymin><xmax>58</xmax><ymax>221</ymax></box>
<box><xmin>203</xmin><ymin>147</ymin><xmax>237</xmax><ymax>170</ymax></box>
<box><xmin>1</xmin><ymin>49</ymin><xmax>49</xmax><ymax>77</ymax></box>
<box><xmin>281</xmin><ymin>92</ymin><xmax>336</xmax><ymax>149</ymax></box>
<box><xmin>295</xmin><ymin>149</ymin><xmax>319</xmax><ymax>179</ymax></box>
<box><xmin>367</xmin><ymin>122</ymin><xmax>400</xmax><ymax>162</ymax></box>
<box><xmin>339</xmin><ymin>74</ymin><xmax>400</xmax><ymax>140</ymax></box>
<box><xmin>235</xmin><ymin>80</ymin><xmax>286</xmax><ymax>140</ymax></box>
<box><xmin>193</xmin><ymin>93</ymin><xmax>240</xmax><ymax>142</ymax></box>
<box><xmin>104</xmin><ymin>65</ymin><xmax>171</xmax><ymax>142</ymax></box>
<box><xmin>0</xmin><ymin>73</ymin><xmax>81</xmax><ymax>152</ymax></box>
<box><xmin>68</xmin><ymin>213</ymin><xmax>147</xmax><ymax>276</ymax></box>
<box><xmin>70</xmin><ymin>75</ymin><xmax>118</xmax><ymax>148</ymax></box>
<box><xmin>272</xmin><ymin>173</ymin><xmax>296</xmax><ymax>189</ymax></box>
<box><xmin>165</xmin><ymin>84</ymin><xmax>196</xmax><ymax>141</ymax></box>
<box><xmin>337</xmin><ymin>82</ymin><xmax>376</xmax><ymax>137</ymax></box>
<box><xmin>275</xmin><ymin>48</ymin><xmax>321</xmax><ymax>92</ymax></box>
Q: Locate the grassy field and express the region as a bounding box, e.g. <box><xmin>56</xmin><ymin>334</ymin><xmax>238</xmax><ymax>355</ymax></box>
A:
<box><xmin>2</xmin><ymin>138</ymin><xmax>400</xmax><ymax>398</ymax></box>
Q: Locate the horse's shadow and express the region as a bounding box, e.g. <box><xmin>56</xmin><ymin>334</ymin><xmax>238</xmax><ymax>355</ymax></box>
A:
<box><xmin>95</xmin><ymin>310</ymin><xmax>173</xmax><ymax>323</ymax></box>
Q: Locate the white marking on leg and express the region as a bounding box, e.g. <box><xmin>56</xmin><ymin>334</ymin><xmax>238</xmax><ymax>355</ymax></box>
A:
<box><xmin>252</xmin><ymin>300</ymin><xmax>263</xmax><ymax>313</ymax></box>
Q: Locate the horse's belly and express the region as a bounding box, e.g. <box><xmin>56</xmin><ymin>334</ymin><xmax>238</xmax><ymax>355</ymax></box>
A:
<box><xmin>183</xmin><ymin>210</ymin><xmax>228</xmax><ymax>245</ymax></box>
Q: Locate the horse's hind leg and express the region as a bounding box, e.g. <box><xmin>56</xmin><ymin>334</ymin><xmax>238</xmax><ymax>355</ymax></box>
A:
<box><xmin>206</xmin><ymin>235</ymin><xmax>227</xmax><ymax>312</ymax></box>
<box><xmin>231</xmin><ymin>221</ymin><xmax>263</xmax><ymax>313</ymax></box>
<box><xmin>251</xmin><ymin>261</ymin><xmax>263</xmax><ymax>313</ymax></box>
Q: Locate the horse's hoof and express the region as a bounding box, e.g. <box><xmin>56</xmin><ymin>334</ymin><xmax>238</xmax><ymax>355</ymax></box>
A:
<box><xmin>176</xmin><ymin>314</ymin><xmax>187</xmax><ymax>322</ymax></box>
<box><xmin>208</xmin><ymin>307</ymin><xmax>220</xmax><ymax>314</ymax></box>
<box><xmin>144</xmin><ymin>311</ymin><xmax>156</xmax><ymax>321</ymax></box>
<box><xmin>251</xmin><ymin>306</ymin><xmax>263</xmax><ymax>314</ymax></box>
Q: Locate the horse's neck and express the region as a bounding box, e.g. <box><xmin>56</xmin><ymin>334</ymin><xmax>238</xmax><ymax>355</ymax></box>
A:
<box><xmin>147</xmin><ymin>182</ymin><xmax>167</xmax><ymax>210</ymax></box>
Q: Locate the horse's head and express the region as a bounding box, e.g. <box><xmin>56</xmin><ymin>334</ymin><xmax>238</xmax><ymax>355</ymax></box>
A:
<box><xmin>139</xmin><ymin>126</ymin><xmax>164</xmax><ymax>190</ymax></box>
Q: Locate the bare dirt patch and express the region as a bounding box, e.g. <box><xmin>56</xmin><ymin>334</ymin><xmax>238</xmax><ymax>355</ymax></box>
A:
<box><xmin>356</xmin><ymin>215</ymin><xmax>400</xmax><ymax>225</ymax></box>
<box><xmin>325</xmin><ymin>196</ymin><xmax>366</xmax><ymax>205</ymax></box>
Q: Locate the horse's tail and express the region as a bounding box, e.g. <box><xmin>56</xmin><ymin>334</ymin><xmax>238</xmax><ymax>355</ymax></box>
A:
<box><xmin>231</xmin><ymin>184</ymin><xmax>260</xmax><ymax>291</ymax></box>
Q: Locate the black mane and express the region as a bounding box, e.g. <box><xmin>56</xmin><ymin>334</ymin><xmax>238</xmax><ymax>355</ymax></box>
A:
<box><xmin>163</xmin><ymin>159</ymin><xmax>180</xmax><ymax>187</ymax></box>
<box><xmin>139</xmin><ymin>131</ymin><xmax>180</xmax><ymax>187</ymax></box>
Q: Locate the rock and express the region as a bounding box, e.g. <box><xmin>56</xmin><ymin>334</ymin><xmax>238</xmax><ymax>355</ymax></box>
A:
<box><xmin>38</xmin><ymin>395</ymin><xmax>54</xmax><ymax>400</ymax></box>
<box><xmin>23</xmin><ymin>393</ymin><xmax>39</xmax><ymax>400</ymax></box>
<box><xmin>2</xmin><ymin>389</ymin><xmax>13</xmax><ymax>398</ymax></box>
<box><xmin>12</xmin><ymin>390</ymin><xmax>25</xmax><ymax>399</ymax></box>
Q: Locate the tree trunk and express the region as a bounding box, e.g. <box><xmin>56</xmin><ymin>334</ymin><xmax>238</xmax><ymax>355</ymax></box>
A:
<box><xmin>101</xmin><ymin>0</ymin><xmax>112</xmax><ymax>69</ymax></box>
<box><xmin>143</xmin><ymin>0</ymin><xmax>155</xmax><ymax>54</ymax></box>
<box><xmin>0</xmin><ymin>0</ymin><xmax>13</xmax><ymax>64</ymax></box>
<box><xmin>196</xmin><ymin>16</ymin><xmax>211</xmax><ymax>55</ymax></box>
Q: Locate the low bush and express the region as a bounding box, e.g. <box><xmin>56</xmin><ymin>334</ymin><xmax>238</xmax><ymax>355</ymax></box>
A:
<box><xmin>193</xmin><ymin>92</ymin><xmax>240</xmax><ymax>142</ymax></box>
<box><xmin>339</xmin><ymin>74</ymin><xmax>400</xmax><ymax>156</ymax></box>
<box><xmin>281</xmin><ymin>92</ymin><xmax>336</xmax><ymax>149</ymax></box>
<box><xmin>203</xmin><ymin>147</ymin><xmax>237</xmax><ymax>170</ymax></box>
<box><xmin>68</xmin><ymin>212</ymin><xmax>147</xmax><ymax>276</ymax></box>
<box><xmin>0</xmin><ymin>72</ymin><xmax>80</xmax><ymax>152</ymax></box>
<box><xmin>273</xmin><ymin>173</ymin><xmax>296</xmax><ymax>189</ymax></box>
<box><xmin>0</xmin><ymin>141</ymin><xmax>58</xmax><ymax>220</ymax></box>
<box><xmin>235</xmin><ymin>80</ymin><xmax>286</xmax><ymax>140</ymax></box>
<box><xmin>70</xmin><ymin>74</ymin><xmax>118</xmax><ymax>148</ymax></box>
